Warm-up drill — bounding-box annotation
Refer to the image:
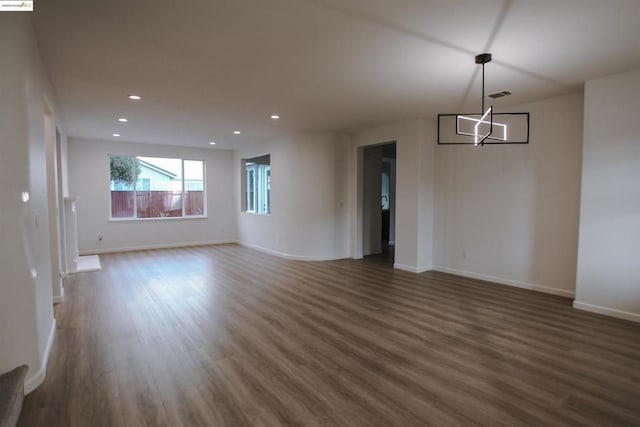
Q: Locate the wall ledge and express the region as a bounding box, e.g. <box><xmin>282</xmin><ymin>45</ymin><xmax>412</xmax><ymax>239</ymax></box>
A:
<box><xmin>238</xmin><ymin>241</ymin><xmax>349</xmax><ymax>261</ymax></box>
<box><xmin>79</xmin><ymin>239</ymin><xmax>236</xmax><ymax>255</ymax></box>
<box><xmin>24</xmin><ymin>319</ymin><xmax>56</xmax><ymax>394</ymax></box>
<box><xmin>433</xmin><ymin>266</ymin><xmax>576</xmax><ymax>298</ymax></box>
<box><xmin>573</xmin><ymin>301</ymin><xmax>640</xmax><ymax>323</ymax></box>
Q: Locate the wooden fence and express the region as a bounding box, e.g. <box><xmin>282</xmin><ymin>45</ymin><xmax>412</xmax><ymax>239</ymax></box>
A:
<box><xmin>111</xmin><ymin>191</ymin><xmax>204</xmax><ymax>218</ymax></box>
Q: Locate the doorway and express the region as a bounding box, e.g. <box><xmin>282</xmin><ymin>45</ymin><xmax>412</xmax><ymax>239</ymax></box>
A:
<box><xmin>44</xmin><ymin>101</ymin><xmax>64</xmax><ymax>303</ymax></box>
<box><xmin>361</xmin><ymin>142</ymin><xmax>396</xmax><ymax>263</ymax></box>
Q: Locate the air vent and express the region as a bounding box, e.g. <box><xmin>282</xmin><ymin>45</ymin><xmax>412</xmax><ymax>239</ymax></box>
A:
<box><xmin>488</xmin><ymin>90</ymin><xmax>512</xmax><ymax>99</ymax></box>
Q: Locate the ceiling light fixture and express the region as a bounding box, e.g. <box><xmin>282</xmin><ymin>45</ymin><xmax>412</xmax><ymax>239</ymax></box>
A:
<box><xmin>113</xmin><ymin>133</ymin><xmax>121</xmax><ymax>137</ymax></box>
<box><xmin>118</xmin><ymin>117</ymin><xmax>128</xmax><ymax>122</ymax></box>
<box><xmin>437</xmin><ymin>53</ymin><xmax>529</xmax><ymax>146</ymax></box>
<box><xmin>128</xmin><ymin>95</ymin><xmax>141</xmax><ymax>101</ymax></box>
<box><xmin>270</xmin><ymin>114</ymin><xmax>280</xmax><ymax>120</ymax></box>
<box><xmin>233</xmin><ymin>131</ymin><xmax>241</xmax><ymax>134</ymax></box>
<box><xmin>209</xmin><ymin>142</ymin><xmax>216</xmax><ymax>145</ymax></box>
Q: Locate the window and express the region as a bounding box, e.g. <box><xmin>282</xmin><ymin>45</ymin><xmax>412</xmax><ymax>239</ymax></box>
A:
<box><xmin>242</xmin><ymin>154</ymin><xmax>270</xmax><ymax>214</ymax></box>
<box><xmin>109</xmin><ymin>155</ymin><xmax>205</xmax><ymax>219</ymax></box>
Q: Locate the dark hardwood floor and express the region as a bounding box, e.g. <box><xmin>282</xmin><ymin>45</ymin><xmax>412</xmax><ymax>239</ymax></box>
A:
<box><xmin>19</xmin><ymin>244</ymin><xmax>640</xmax><ymax>426</ymax></box>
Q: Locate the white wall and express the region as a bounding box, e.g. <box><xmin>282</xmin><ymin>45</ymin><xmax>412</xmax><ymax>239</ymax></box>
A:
<box><xmin>44</xmin><ymin>109</ymin><xmax>64</xmax><ymax>302</ymax></box>
<box><xmin>68</xmin><ymin>138</ymin><xmax>236</xmax><ymax>253</ymax></box>
<box><xmin>417</xmin><ymin>119</ymin><xmax>436</xmax><ymax>271</ymax></box>
<box><xmin>433</xmin><ymin>92</ymin><xmax>584</xmax><ymax>297</ymax></box>
<box><xmin>0</xmin><ymin>15</ymin><xmax>61</xmax><ymax>391</ymax></box>
<box><xmin>352</xmin><ymin>118</ymin><xmax>436</xmax><ymax>272</ymax></box>
<box><xmin>235</xmin><ymin>132</ymin><xmax>350</xmax><ymax>260</ymax></box>
<box><xmin>575</xmin><ymin>69</ymin><xmax>640</xmax><ymax>322</ymax></box>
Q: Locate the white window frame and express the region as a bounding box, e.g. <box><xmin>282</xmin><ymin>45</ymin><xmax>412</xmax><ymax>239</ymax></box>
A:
<box><xmin>242</xmin><ymin>155</ymin><xmax>270</xmax><ymax>215</ymax></box>
<box><xmin>108</xmin><ymin>154</ymin><xmax>207</xmax><ymax>221</ymax></box>
<box><xmin>246</xmin><ymin>164</ymin><xmax>257</xmax><ymax>213</ymax></box>
<box><xmin>257</xmin><ymin>164</ymin><xmax>270</xmax><ymax>214</ymax></box>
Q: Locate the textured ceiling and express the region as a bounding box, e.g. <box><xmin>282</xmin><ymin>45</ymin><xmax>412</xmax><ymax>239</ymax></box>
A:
<box><xmin>32</xmin><ymin>0</ymin><xmax>640</xmax><ymax>149</ymax></box>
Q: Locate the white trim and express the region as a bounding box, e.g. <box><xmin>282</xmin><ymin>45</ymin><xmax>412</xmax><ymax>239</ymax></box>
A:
<box><xmin>238</xmin><ymin>241</ymin><xmax>348</xmax><ymax>261</ymax></box>
<box><xmin>432</xmin><ymin>266</ymin><xmax>576</xmax><ymax>298</ymax></box>
<box><xmin>52</xmin><ymin>284</ymin><xmax>64</xmax><ymax>304</ymax></box>
<box><xmin>80</xmin><ymin>239</ymin><xmax>236</xmax><ymax>255</ymax></box>
<box><xmin>67</xmin><ymin>255</ymin><xmax>101</xmax><ymax>274</ymax></box>
<box><xmin>24</xmin><ymin>319</ymin><xmax>56</xmax><ymax>394</ymax></box>
<box><xmin>573</xmin><ymin>301</ymin><xmax>640</xmax><ymax>323</ymax></box>
<box><xmin>240</xmin><ymin>212</ymin><xmax>270</xmax><ymax>216</ymax></box>
<box><xmin>108</xmin><ymin>215</ymin><xmax>208</xmax><ymax>222</ymax></box>
<box><xmin>393</xmin><ymin>263</ymin><xmax>431</xmax><ymax>273</ymax></box>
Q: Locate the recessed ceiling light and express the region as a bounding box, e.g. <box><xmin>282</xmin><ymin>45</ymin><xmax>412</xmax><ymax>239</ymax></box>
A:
<box><xmin>128</xmin><ymin>95</ymin><xmax>141</xmax><ymax>100</ymax></box>
<box><xmin>113</xmin><ymin>133</ymin><xmax>121</xmax><ymax>137</ymax></box>
<box><xmin>118</xmin><ymin>117</ymin><xmax>128</xmax><ymax>122</ymax></box>
<box><xmin>209</xmin><ymin>141</ymin><xmax>216</xmax><ymax>145</ymax></box>
<box><xmin>233</xmin><ymin>130</ymin><xmax>241</xmax><ymax>134</ymax></box>
<box><xmin>270</xmin><ymin>114</ymin><xmax>280</xmax><ymax>120</ymax></box>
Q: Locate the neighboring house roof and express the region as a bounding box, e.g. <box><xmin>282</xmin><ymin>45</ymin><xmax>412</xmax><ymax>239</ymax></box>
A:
<box><xmin>138</xmin><ymin>159</ymin><xmax>177</xmax><ymax>179</ymax></box>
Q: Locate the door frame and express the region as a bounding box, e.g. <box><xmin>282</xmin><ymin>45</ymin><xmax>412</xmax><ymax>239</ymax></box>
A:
<box><xmin>355</xmin><ymin>141</ymin><xmax>396</xmax><ymax>261</ymax></box>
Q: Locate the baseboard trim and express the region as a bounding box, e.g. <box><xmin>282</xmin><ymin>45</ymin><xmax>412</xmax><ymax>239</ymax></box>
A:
<box><xmin>52</xmin><ymin>285</ymin><xmax>64</xmax><ymax>304</ymax></box>
<box><xmin>80</xmin><ymin>239</ymin><xmax>236</xmax><ymax>255</ymax></box>
<box><xmin>432</xmin><ymin>266</ymin><xmax>575</xmax><ymax>298</ymax></box>
<box><xmin>238</xmin><ymin>241</ymin><xmax>348</xmax><ymax>261</ymax></box>
<box><xmin>24</xmin><ymin>319</ymin><xmax>56</xmax><ymax>394</ymax></box>
<box><xmin>573</xmin><ymin>301</ymin><xmax>640</xmax><ymax>323</ymax></box>
<box><xmin>393</xmin><ymin>263</ymin><xmax>432</xmax><ymax>274</ymax></box>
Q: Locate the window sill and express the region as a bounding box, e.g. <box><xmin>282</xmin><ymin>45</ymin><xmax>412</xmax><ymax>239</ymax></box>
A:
<box><xmin>109</xmin><ymin>215</ymin><xmax>208</xmax><ymax>222</ymax></box>
<box><xmin>241</xmin><ymin>211</ymin><xmax>270</xmax><ymax>216</ymax></box>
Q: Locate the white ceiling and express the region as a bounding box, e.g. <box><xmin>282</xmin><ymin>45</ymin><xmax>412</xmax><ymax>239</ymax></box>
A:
<box><xmin>32</xmin><ymin>0</ymin><xmax>640</xmax><ymax>149</ymax></box>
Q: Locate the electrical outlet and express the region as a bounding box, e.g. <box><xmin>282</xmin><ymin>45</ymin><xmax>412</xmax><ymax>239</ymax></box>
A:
<box><xmin>98</xmin><ymin>236</ymin><xmax>103</xmax><ymax>241</ymax></box>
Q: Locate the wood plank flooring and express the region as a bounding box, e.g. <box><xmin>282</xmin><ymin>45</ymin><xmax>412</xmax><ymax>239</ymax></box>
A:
<box><xmin>18</xmin><ymin>244</ymin><xmax>640</xmax><ymax>426</ymax></box>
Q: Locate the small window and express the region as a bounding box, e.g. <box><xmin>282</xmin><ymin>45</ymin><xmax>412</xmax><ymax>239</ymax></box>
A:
<box><xmin>109</xmin><ymin>155</ymin><xmax>205</xmax><ymax>219</ymax></box>
<box><xmin>242</xmin><ymin>154</ymin><xmax>270</xmax><ymax>214</ymax></box>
